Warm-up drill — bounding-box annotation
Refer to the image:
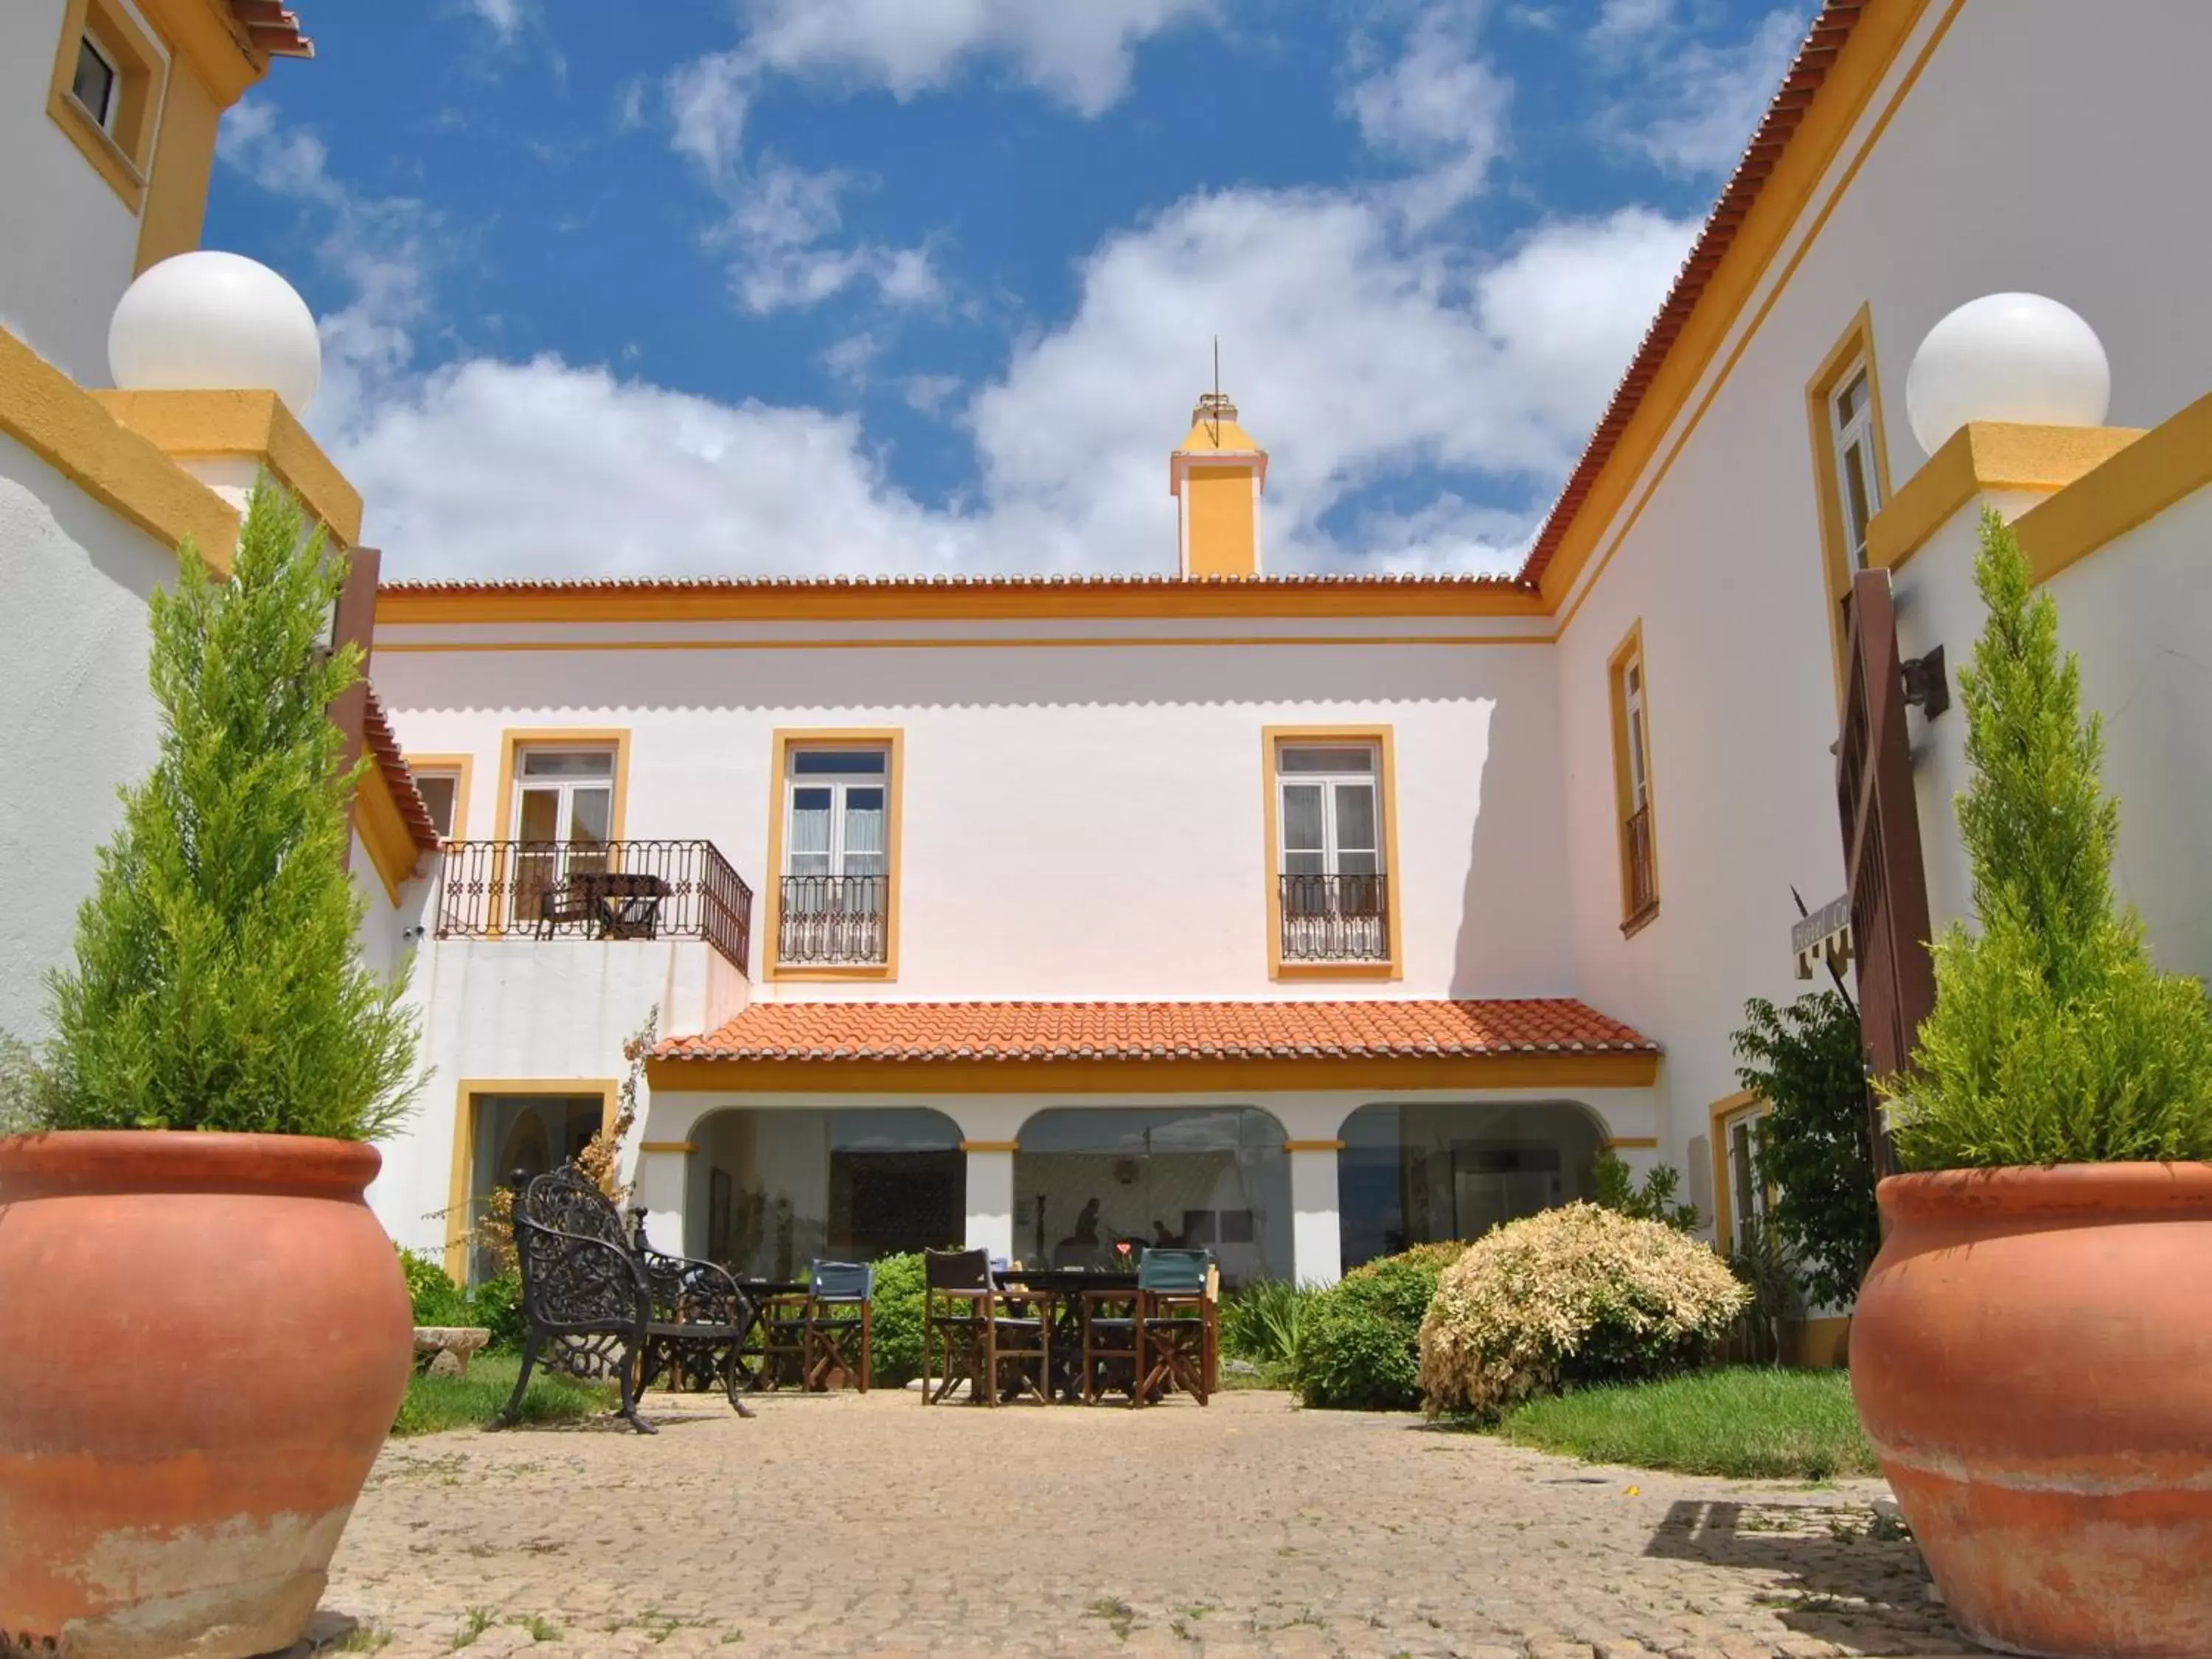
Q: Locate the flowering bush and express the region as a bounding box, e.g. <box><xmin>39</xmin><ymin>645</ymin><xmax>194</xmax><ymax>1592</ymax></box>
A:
<box><xmin>1417</xmin><ymin>1204</ymin><xmax>1747</xmax><ymax>1419</ymax></box>
<box><xmin>1291</xmin><ymin>1241</ymin><xmax>1469</xmax><ymax>1411</ymax></box>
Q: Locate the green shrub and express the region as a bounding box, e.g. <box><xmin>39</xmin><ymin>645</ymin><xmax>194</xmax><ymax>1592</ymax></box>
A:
<box><xmin>1888</xmin><ymin>510</ymin><xmax>2212</xmax><ymax>1166</ymax></box>
<box><xmin>1219</xmin><ymin>1278</ymin><xmax>1318</xmax><ymax>1372</ymax></box>
<box><xmin>1418</xmin><ymin>1204</ymin><xmax>1747</xmax><ymax>1420</ymax></box>
<box><xmin>1732</xmin><ymin>990</ymin><xmax>1879</xmax><ymax>1308</ymax></box>
<box><xmin>866</xmin><ymin>1251</ymin><xmax>929</xmax><ymax>1386</ymax></box>
<box><xmin>1292</xmin><ymin>1242</ymin><xmax>1467</xmax><ymax>1411</ymax></box>
<box><xmin>400</xmin><ymin>1248</ymin><xmax>470</xmax><ymax>1328</ymax></box>
<box><xmin>1591</xmin><ymin>1151</ymin><xmax>1701</xmax><ymax>1231</ymax></box>
<box><xmin>19</xmin><ymin>481</ymin><xmax>420</xmax><ymax>1136</ymax></box>
<box><xmin>470</xmin><ymin>1273</ymin><xmax>526</xmax><ymax>1354</ymax></box>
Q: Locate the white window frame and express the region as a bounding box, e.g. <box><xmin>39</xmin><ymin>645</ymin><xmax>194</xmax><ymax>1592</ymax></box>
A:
<box><xmin>1621</xmin><ymin>661</ymin><xmax>1650</xmax><ymax>813</ymax></box>
<box><xmin>782</xmin><ymin>750</ymin><xmax>890</xmax><ymax>880</ymax></box>
<box><xmin>412</xmin><ymin>768</ymin><xmax>462</xmax><ymax>841</ymax></box>
<box><xmin>1273</xmin><ymin>743</ymin><xmax>1384</xmax><ymax>882</ymax></box>
<box><xmin>510</xmin><ymin>748</ymin><xmax>616</xmax><ymax>848</ymax></box>
<box><xmin>1829</xmin><ymin>359</ymin><xmax>1883</xmax><ymax>571</ymax></box>
<box><xmin>71</xmin><ymin>32</ymin><xmax>120</xmax><ymax>133</ymax></box>
<box><xmin>1722</xmin><ymin>1103</ymin><xmax>1769</xmax><ymax>1240</ymax></box>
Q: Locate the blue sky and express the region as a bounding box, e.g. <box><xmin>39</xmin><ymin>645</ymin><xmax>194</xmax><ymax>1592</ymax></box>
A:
<box><xmin>205</xmin><ymin>0</ymin><xmax>1806</xmax><ymax>580</ymax></box>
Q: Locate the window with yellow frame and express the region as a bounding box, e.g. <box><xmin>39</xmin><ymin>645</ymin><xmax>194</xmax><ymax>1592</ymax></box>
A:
<box><xmin>1806</xmin><ymin>305</ymin><xmax>1896</xmax><ymax>686</ymax></box>
<box><xmin>48</xmin><ymin>0</ymin><xmax>167</xmax><ymax>211</ymax></box>
<box><xmin>1606</xmin><ymin>623</ymin><xmax>1659</xmax><ymax>934</ymax></box>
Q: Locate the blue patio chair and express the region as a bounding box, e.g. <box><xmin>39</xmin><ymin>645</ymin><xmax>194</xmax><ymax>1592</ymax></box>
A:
<box><xmin>804</xmin><ymin>1259</ymin><xmax>874</xmax><ymax>1391</ymax></box>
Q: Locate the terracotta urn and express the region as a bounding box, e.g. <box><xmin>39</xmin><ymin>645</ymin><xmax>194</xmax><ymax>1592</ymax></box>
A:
<box><xmin>1851</xmin><ymin>1164</ymin><xmax>2212</xmax><ymax>1658</ymax></box>
<box><xmin>0</xmin><ymin>1132</ymin><xmax>411</xmax><ymax>1659</ymax></box>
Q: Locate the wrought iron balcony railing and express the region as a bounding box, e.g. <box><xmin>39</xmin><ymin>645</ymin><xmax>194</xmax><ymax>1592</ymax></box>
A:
<box><xmin>1623</xmin><ymin>803</ymin><xmax>1658</xmax><ymax>927</ymax></box>
<box><xmin>437</xmin><ymin>839</ymin><xmax>753</xmax><ymax>975</ymax></box>
<box><xmin>1279</xmin><ymin>872</ymin><xmax>1391</xmax><ymax>963</ymax></box>
<box><xmin>778</xmin><ymin>874</ymin><xmax>889</xmax><ymax>967</ymax></box>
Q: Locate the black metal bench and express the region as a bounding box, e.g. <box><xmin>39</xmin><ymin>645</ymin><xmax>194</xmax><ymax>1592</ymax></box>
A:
<box><xmin>498</xmin><ymin>1164</ymin><xmax>754</xmax><ymax>1434</ymax></box>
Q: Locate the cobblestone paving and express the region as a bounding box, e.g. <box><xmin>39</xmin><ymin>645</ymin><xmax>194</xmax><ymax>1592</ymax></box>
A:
<box><xmin>298</xmin><ymin>1388</ymin><xmax>1983</xmax><ymax>1659</ymax></box>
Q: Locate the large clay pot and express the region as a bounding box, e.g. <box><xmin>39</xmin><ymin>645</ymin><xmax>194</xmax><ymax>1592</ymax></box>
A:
<box><xmin>0</xmin><ymin>1132</ymin><xmax>411</xmax><ymax>1658</ymax></box>
<box><xmin>1851</xmin><ymin>1164</ymin><xmax>2212</xmax><ymax>1658</ymax></box>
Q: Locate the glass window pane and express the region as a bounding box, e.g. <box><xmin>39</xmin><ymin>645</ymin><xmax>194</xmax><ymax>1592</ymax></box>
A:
<box><xmin>73</xmin><ymin>38</ymin><xmax>116</xmax><ymax>126</ymax></box>
<box><xmin>793</xmin><ymin>749</ymin><xmax>886</xmax><ymax>776</ymax></box>
<box><xmin>1334</xmin><ymin>782</ymin><xmax>1377</xmax><ymax>852</ymax></box>
<box><xmin>415</xmin><ymin>774</ymin><xmax>456</xmax><ymax>838</ymax></box>
<box><xmin>841</xmin><ymin>788</ymin><xmax>886</xmax><ymax>854</ymax></box>
<box><xmin>1281</xmin><ymin>782</ymin><xmax>1325</xmax><ymax>853</ymax></box>
<box><xmin>1834</xmin><ymin>369</ymin><xmax>1867</xmax><ymax>427</ymax></box>
<box><xmin>521</xmin><ymin>750</ymin><xmax>613</xmax><ymax>779</ymax></box>
<box><xmin>1842</xmin><ymin>443</ymin><xmax>1874</xmax><ymax>558</ymax></box>
<box><xmin>516</xmin><ymin>787</ymin><xmax>559</xmax><ymax>842</ymax></box>
<box><xmin>788</xmin><ymin>787</ymin><xmax>832</xmax><ymax>861</ymax></box>
<box><xmin>1335</xmin><ymin>850</ymin><xmax>1379</xmax><ymax>878</ymax></box>
<box><xmin>568</xmin><ymin>787</ymin><xmax>611</xmax><ymax>846</ymax></box>
<box><xmin>1280</xmin><ymin>746</ymin><xmax>1374</xmax><ymax>774</ymax></box>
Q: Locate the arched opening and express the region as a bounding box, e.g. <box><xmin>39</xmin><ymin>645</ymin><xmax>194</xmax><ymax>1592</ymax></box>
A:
<box><xmin>1014</xmin><ymin>1107</ymin><xmax>1292</xmax><ymax>1287</ymax></box>
<box><xmin>1338</xmin><ymin>1100</ymin><xmax>1608</xmax><ymax>1272</ymax></box>
<box><xmin>685</xmin><ymin>1107</ymin><xmax>963</xmax><ymax>1278</ymax></box>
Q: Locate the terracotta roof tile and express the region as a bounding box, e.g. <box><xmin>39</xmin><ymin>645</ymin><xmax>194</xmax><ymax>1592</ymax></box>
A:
<box><xmin>1517</xmin><ymin>0</ymin><xmax>1868</xmax><ymax>587</ymax></box>
<box><xmin>657</xmin><ymin>998</ymin><xmax>1658</xmax><ymax>1064</ymax></box>
<box><xmin>363</xmin><ymin>685</ymin><xmax>439</xmax><ymax>854</ymax></box>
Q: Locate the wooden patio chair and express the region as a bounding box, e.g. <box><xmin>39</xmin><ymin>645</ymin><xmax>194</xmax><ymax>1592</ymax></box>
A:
<box><xmin>804</xmin><ymin>1259</ymin><xmax>874</xmax><ymax>1391</ymax></box>
<box><xmin>1135</xmin><ymin>1248</ymin><xmax>1212</xmax><ymax>1408</ymax></box>
<box><xmin>921</xmin><ymin>1248</ymin><xmax>992</xmax><ymax>1405</ymax></box>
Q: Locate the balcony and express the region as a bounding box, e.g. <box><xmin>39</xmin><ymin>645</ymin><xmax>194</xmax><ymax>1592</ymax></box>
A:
<box><xmin>778</xmin><ymin>874</ymin><xmax>889</xmax><ymax>967</ymax></box>
<box><xmin>437</xmin><ymin>840</ymin><xmax>754</xmax><ymax>974</ymax></box>
<box><xmin>1279</xmin><ymin>872</ymin><xmax>1390</xmax><ymax>964</ymax></box>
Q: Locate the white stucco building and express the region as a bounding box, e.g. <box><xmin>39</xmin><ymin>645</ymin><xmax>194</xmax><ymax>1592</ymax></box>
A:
<box><xmin>1</xmin><ymin>1</ymin><xmax>440</xmax><ymax>1056</ymax></box>
<box><xmin>9</xmin><ymin>1</ymin><xmax>2212</xmax><ymax>1360</ymax></box>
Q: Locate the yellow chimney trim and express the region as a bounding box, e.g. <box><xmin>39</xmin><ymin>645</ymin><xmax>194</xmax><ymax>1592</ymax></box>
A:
<box><xmin>1169</xmin><ymin>440</ymin><xmax>1269</xmax><ymax>495</ymax></box>
<box><xmin>91</xmin><ymin>388</ymin><xmax>364</xmax><ymax>546</ymax></box>
<box><xmin>0</xmin><ymin>325</ymin><xmax>239</xmax><ymax>571</ymax></box>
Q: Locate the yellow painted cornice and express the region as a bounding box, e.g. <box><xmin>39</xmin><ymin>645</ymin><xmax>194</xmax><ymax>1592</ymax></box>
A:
<box><xmin>354</xmin><ymin>757</ymin><xmax>420</xmax><ymax>906</ymax></box>
<box><xmin>139</xmin><ymin>0</ymin><xmax>268</xmax><ymax>106</ymax></box>
<box><xmin>376</xmin><ymin>580</ymin><xmax>1548</xmax><ymax>627</ymax></box>
<box><xmin>645</xmin><ymin>1050</ymin><xmax>1660</xmax><ymax>1096</ymax></box>
<box><xmin>1865</xmin><ymin>421</ymin><xmax>2144</xmax><ymax>574</ymax></box>
<box><xmin>91</xmin><ymin>389</ymin><xmax>363</xmax><ymax>546</ymax></box>
<box><xmin>2014</xmin><ymin>389</ymin><xmax>2212</xmax><ymax>587</ymax></box>
<box><xmin>0</xmin><ymin>326</ymin><xmax>239</xmax><ymax>571</ymax></box>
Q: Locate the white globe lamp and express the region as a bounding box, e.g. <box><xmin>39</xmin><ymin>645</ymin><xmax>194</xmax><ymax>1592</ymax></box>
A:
<box><xmin>1903</xmin><ymin>293</ymin><xmax>2110</xmax><ymax>457</ymax></box>
<box><xmin>108</xmin><ymin>251</ymin><xmax>323</xmax><ymax>418</ymax></box>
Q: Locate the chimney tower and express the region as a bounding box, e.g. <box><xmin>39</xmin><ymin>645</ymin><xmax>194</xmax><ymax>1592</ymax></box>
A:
<box><xmin>1169</xmin><ymin>390</ymin><xmax>1267</xmax><ymax>578</ymax></box>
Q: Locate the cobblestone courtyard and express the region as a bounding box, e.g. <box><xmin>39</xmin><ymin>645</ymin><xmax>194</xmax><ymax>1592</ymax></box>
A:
<box><xmin>305</xmin><ymin>1388</ymin><xmax>1981</xmax><ymax>1659</ymax></box>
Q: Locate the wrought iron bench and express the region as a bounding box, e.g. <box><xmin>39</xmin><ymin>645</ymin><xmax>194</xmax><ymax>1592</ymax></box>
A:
<box><xmin>498</xmin><ymin>1164</ymin><xmax>754</xmax><ymax>1435</ymax></box>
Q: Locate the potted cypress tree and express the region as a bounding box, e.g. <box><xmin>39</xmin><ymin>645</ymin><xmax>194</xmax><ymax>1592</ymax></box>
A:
<box><xmin>1851</xmin><ymin>510</ymin><xmax>2212</xmax><ymax>1658</ymax></box>
<box><xmin>0</xmin><ymin>482</ymin><xmax>422</xmax><ymax>1659</ymax></box>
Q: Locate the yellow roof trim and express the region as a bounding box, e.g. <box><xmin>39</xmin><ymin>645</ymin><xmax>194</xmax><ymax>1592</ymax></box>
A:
<box><xmin>353</xmin><ymin>751</ymin><xmax>420</xmax><ymax>906</ymax></box>
<box><xmin>376</xmin><ymin>580</ymin><xmax>1545</xmax><ymax>626</ymax></box>
<box><xmin>138</xmin><ymin>0</ymin><xmax>268</xmax><ymax>106</ymax></box>
<box><xmin>1865</xmin><ymin>422</ymin><xmax>2145</xmax><ymax>575</ymax></box>
<box><xmin>0</xmin><ymin>326</ymin><xmax>240</xmax><ymax>572</ymax></box>
<box><xmin>92</xmin><ymin>388</ymin><xmax>363</xmax><ymax>546</ymax></box>
<box><xmin>2014</xmin><ymin>389</ymin><xmax>2212</xmax><ymax>587</ymax></box>
<box><xmin>1534</xmin><ymin>0</ymin><xmax>1946</xmax><ymax>611</ymax></box>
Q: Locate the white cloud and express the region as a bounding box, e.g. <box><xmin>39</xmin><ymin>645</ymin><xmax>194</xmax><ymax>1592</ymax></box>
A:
<box><xmin>1347</xmin><ymin>10</ymin><xmax>1514</xmax><ymax>226</ymax></box>
<box><xmin>1588</xmin><ymin>3</ymin><xmax>1803</xmax><ymax>178</ymax></box>
<box><xmin>737</xmin><ymin>0</ymin><xmax>1215</xmax><ymax>117</ymax></box>
<box><xmin>459</xmin><ymin>0</ymin><xmax>526</xmax><ymax>44</ymax></box>
<box><xmin>323</xmin><ymin>186</ymin><xmax>1687</xmax><ymax>580</ymax></box>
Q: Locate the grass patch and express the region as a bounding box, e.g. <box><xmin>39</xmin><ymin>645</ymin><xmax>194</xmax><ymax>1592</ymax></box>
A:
<box><xmin>394</xmin><ymin>1354</ymin><xmax>615</xmax><ymax>1439</ymax></box>
<box><xmin>1495</xmin><ymin>1366</ymin><xmax>1879</xmax><ymax>1480</ymax></box>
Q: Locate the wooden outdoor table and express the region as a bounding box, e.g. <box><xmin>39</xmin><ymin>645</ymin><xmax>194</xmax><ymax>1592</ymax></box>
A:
<box><xmin>569</xmin><ymin>870</ymin><xmax>671</xmax><ymax>938</ymax></box>
<box><xmin>993</xmin><ymin>1269</ymin><xmax>1141</xmax><ymax>1401</ymax></box>
<box><xmin>732</xmin><ymin>1279</ymin><xmax>806</xmax><ymax>1389</ymax></box>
